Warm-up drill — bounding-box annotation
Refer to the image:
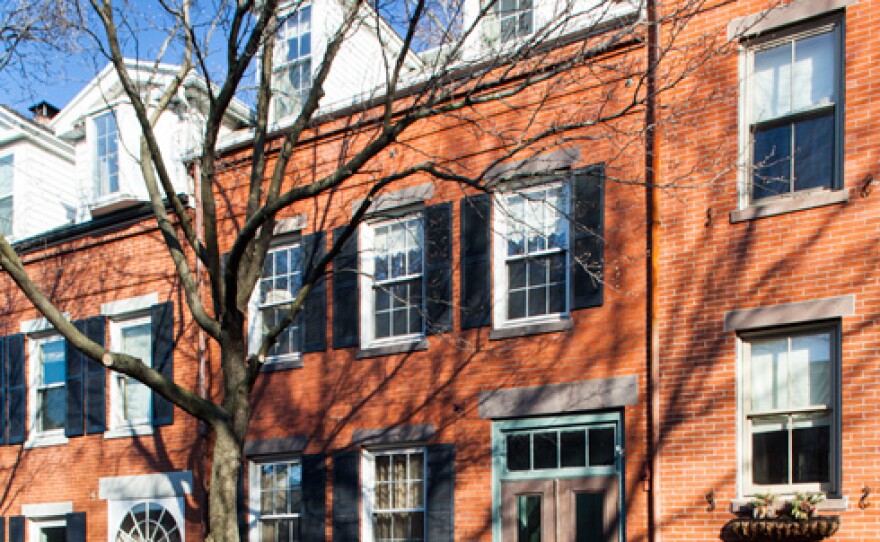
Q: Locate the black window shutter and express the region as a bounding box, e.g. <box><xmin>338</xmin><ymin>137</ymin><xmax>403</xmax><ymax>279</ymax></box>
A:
<box><xmin>460</xmin><ymin>195</ymin><xmax>492</xmax><ymax>329</ymax></box>
<box><xmin>301</xmin><ymin>454</ymin><xmax>327</xmax><ymax>542</ymax></box>
<box><xmin>426</xmin><ymin>444</ymin><xmax>455</xmax><ymax>542</ymax></box>
<box><xmin>331</xmin><ymin>227</ymin><xmax>359</xmax><ymax>349</ymax></box>
<box><xmin>84</xmin><ymin>316</ymin><xmax>106</xmax><ymax>434</ymax></box>
<box><xmin>8</xmin><ymin>516</ymin><xmax>23</xmax><ymax>542</ymax></box>
<box><xmin>6</xmin><ymin>334</ymin><xmax>24</xmax><ymax>445</ymax></box>
<box><xmin>66</xmin><ymin>512</ymin><xmax>87</xmax><ymax>542</ymax></box>
<box><xmin>424</xmin><ymin>203</ymin><xmax>453</xmax><ymax>335</ymax></box>
<box><xmin>151</xmin><ymin>302</ymin><xmax>175</xmax><ymax>426</ymax></box>
<box><xmin>332</xmin><ymin>450</ymin><xmax>360</xmax><ymax>540</ymax></box>
<box><xmin>65</xmin><ymin>321</ymin><xmax>86</xmax><ymax>437</ymax></box>
<box><xmin>0</xmin><ymin>336</ymin><xmax>8</xmax><ymax>445</ymax></box>
<box><xmin>570</xmin><ymin>164</ymin><xmax>605</xmax><ymax>310</ymax></box>
<box><xmin>0</xmin><ymin>516</ymin><xmax>5</xmax><ymax>542</ymax></box>
<box><xmin>301</xmin><ymin>232</ymin><xmax>327</xmax><ymax>353</ymax></box>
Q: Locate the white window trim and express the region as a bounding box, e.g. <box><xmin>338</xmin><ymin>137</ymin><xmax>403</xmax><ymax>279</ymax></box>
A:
<box><xmin>737</xmin><ymin>15</ymin><xmax>845</xmax><ymax>210</ymax></box>
<box><xmin>737</xmin><ymin>323</ymin><xmax>841</xmax><ymax>498</ymax></box>
<box><xmin>248</xmin><ymin>237</ymin><xmax>304</xmax><ymax>365</ymax></box>
<box><xmin>492</xmin><ymin>182</ymin><xmax>570</xmax><ymax>329</ymax></box>
<box><xmin>247</xmin><ymin>458</ymin><xmax>303</xmax><ymax>542</ymax></box>
<box><xmin>358</xmin><ymin>214</ymin><xmax>427</xmax><ymax>350</ymax></box>
<box><xmin>0</xmin><ymin>152</ymin><xmax>14</xmax><ymax>238</ymax></box>
<box><xmin>361</xmin><ymin>447</ymin><xmax>427</xmax><ymax>542</ymax></box>
<box><xmin>106</xmin><ymin>313</ymin><xmax>153</xmax><ymax>438</ymax></box>
<box><xmin>25</xmin><ymin>333</ymin><xmax>68</xmax><ymax>449</ymax></box>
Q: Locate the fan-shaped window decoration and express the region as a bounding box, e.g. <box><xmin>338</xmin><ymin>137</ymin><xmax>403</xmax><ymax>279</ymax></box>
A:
<box><xmin>115</xmin><ymin>501</ymin><xmax>182</xmax><ymax>542</ymax></box>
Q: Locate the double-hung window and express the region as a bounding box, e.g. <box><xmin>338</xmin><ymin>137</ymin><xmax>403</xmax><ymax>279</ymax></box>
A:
<box><xmin>746</xmin><ymin>18</ymin><xmax>842</xmax><ymax>202</ymax></box>
<box><xmin>361</xmin><ymin>214</ymin><xmax>425</xmax><ymax>347</ymax></box>
<box><xmin>252</xmin><ymin>459</ymin><xmax>303</xmax><ymax>541</ymax></box>
<box><xmin>363</xmin><ymin>449</ymin><xmax>426</xmax><ymax>542</ymax></box>
<box><xmin>257</xmin><ymin>241</ymin><xmax>304</xmax><ymax>362</ymax></box>
<box><xmin>94</xmin><ymin>111</ymin><xmax>120</xmax><ymax>197</ymax></box>
<box><xmin>494</xmin><ymin>184</ymin><xmax>569</xmax><ymax>326</ymax></box>
<box><xmin>273</xmin><ymin>6</ymin><xmax>312</xmax><ymax>121</ymax></box>
<box><xmin>496</xmin><ymin>0</ymin><xmax>533</xmax><ymax>42</ymax></box>
<box><xmin>741</xmin><ymin>326</ymin><xmax>838</xmax><ymax>495</ymax></box>
<box><xmin>31</xmin><ymin>335</ymin><xmax>66</xmax><ymax>437</ymax></box>
<box><xmin>111</xmin><ymin>316</ymin><xmax>152</xmax><ymax>428</ymax></box>
<box><xmin>0</xmin><ymin>153</ymin><xmax>13</xmax><ymax>236</ymax></box>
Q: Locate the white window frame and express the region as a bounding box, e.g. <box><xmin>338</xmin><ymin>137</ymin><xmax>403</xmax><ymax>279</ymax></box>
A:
<box><xmin>492</xmin><ymin>181</ymin><xmax>570</xmax><ymax>329</ymax></box>
<box><xmin>358</xmin><ymin>212</ymin><xmax>426</xmax><ymax>349</ymax></box>
<box><xmin>0</xmin><ymin>152</ymin><xmax>13</xmax><ymax>237</ymax></box>
<box><xmin>738</xmin><ymin>16</ymin><xmax>844</xmax><ymax>208</ymax></box>
<box><xmin>93</xmin><ymin>110</ymin><xmax>120</xmax><ymax>198</ymax></box>
<box><xmin>26</xmin><ymin>333</ymin><xmax>68</xmax><ymax>448</ymax></box>
<box><xmin>738</xmin><ymin>323</ymin><xmax>841</xmax><ymax>497</ymax></box>
<box><xmin>108</xmin><ymin>313</ymin><xmax>153</xmax><ymax>437</ymax></box>
<box><xmin>361</xmin><ymin>447</ymin><xmax>427</xmax><ymax>542</ymax></box>
<box><xmin>271</xmin><ymin>4</ymin><xmax>313</xmax><ymax>123</ymax></box>
<box><xmin>247</xmin><ymin>458</ymin><xmax>303</xmax><ymax>542</ymax></box>
<box><xmin>248</xmin><ymin>237</ymin><xmax>304</xmax><ymax>365</ymax></box>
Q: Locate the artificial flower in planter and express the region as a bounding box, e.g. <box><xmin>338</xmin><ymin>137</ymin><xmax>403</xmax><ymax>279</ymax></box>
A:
<box><xmin>749</xmin><ymin>493</ymin><xmax>777</xmax><ymax>519</ymax></box>
<box><xmin>789</xmin><ymin>492</ymin><xmax>824</xmax><ymax>520</ymax></box>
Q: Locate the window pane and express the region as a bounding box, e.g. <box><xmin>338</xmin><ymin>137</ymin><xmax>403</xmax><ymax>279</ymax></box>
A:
<box><xmin>0</xmin><ymin>197</ymin><xmax>11</xmax><ymax>236</ymax></box>
<box><xmin>42</xmin><ymin>387</ymin><xmax>66</xmax><ymax>431</ymax></box>
<box><xmin>750</xmin><ymin>337</ymin><xmax>788</xmax><ymax>411</ymax></box>
<box><xmin>560</xmin><ymin>430</ymin><xmax>586</xmax><ymax>468</ymax></box>
<box><xmin>790</xmin><ymin>331</ymin><xmax>832</xmax><ymax>408</ymax></box>
<box><xmin>509</xmin><ymin>260</ymin><xmax>527</xmax><ymax>289</ymax></box>
<box><xmin>588</xmin><ymin>427</ymin><xmax>616</xmax><ymax>466</ymax></box>
<box><xmin>753</xmin><ymin>124</ymin><xmax>792</xmax><ymax>200</ymax></box>
<box><xmin>517</xmin><ymin>495</ymin><xmax>542</xmax><ymax>542</ymax></box>
<box><xmin>792</xmin><ymin>31</ymin><xmax>835</xmax><ymax>111</ymax></box>
<box><xmin>533</xmin><ymin>432</ymin><xmax>558</xmax><ymax>469</ymax></box>
<box><xmin>527</xmin><ymin>286</ymin><xmax>547</xmax><ymax>318</ymax></box>
<box><xmin>41</xmin><ymin>340</ymin><xmax>66</xmax><ymax>384</ymax></box>
<box><xmin>793</xmin><ymin>113</ymin><xmax>834</xmax><ymax>192</ymax></box>
<box><xmin>0</xmin><ymin>155</ymin><xmax>13</xmax><ymax>195</ymax></box>
<box><xmin>792</xmin><ymin>416</ymin><xmax>831</xmax><ymax>484</ymax></box>
<box><xmin>507</xmin><ymin>434</ymin><xmax>531</xmax><ymax>471</ymax></box>
<box><xmin>508</xmin><ymin>290</ymin><xmax>527</xmax><ymax>320</ymax></box>
<box><xmin>753</xmin><ymin>44</ymin><xmax>792</xmax><ymax>122</ymax></box>
<box><xmin>752</xmin><ymin>418</ymin><xmax>789</xmax><ymax>485</ymax></box>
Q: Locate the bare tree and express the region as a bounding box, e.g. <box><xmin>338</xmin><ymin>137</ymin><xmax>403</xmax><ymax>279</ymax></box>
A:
<box><xmin>0</xmin><ymin>0</ymin><xmax>755</xmax><ymax>539</ymax></box>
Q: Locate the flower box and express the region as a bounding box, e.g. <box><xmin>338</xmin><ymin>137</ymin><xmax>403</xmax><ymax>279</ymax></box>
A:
<box><xmin>725</xmin><ymin>516</ymin><xmax>841</xmax><ymax>541</ymax></box>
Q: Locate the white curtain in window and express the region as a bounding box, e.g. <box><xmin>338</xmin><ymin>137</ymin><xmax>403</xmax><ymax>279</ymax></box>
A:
<box><xmin>792</xmin><ymin>32</ymin><xmax>835</xmax><ymax>112</ymax></box>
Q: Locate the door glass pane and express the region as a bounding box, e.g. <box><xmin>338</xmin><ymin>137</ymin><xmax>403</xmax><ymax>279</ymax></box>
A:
<box><xmin>533</xmin><ymin>432</ymin><xmax>558</xmax><ymax>469</ymax></box>
<box><xmin>517</xmin><ymin>495</ymin><xmax>542</xmax><ymax>542</ymax></box>
<box><xmin>575</xmin><ymin>492</ymin><xmax>605</xmax><ymax>542</ymax></box>
<box><xmin>589</xmin><ymin>428</ymin><xmax>616</xmax><ymax>466</ymax></box>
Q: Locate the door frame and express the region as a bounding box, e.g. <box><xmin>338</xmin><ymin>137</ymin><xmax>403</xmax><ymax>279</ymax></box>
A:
<box><xmin>491</xmin><ymin>411</ymin><xmax>625</xmax><ymax>542</ymax></box>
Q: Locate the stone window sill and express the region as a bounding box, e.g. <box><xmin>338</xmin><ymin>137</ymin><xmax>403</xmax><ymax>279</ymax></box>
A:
<box><xmin>104</xmin><ymin>424</ymin><xmax>154</xmax><ymax>440</ymax></box>
<box><xmin>729</xmin><ymin>497</ymin><xmax>848</xmax><ymax>514</ymax></box>
<box><xmin>489</xmin><ymin>318</ymin><xmax>573</xmax><ymax>340</ymax></box>
<box><xmin>260</xmin><ymin>356</ymin><xmax>303</xmax><ymax>372</ymax></box>
<box><xmin>730</xmin><ymin>190</ymin><xmax>849</xmax><ymax>223</ymax></box>
<box><xmin>356</xmin><ymin>339</ymin><xmax>428</xmax><ymax>359</ymax></box>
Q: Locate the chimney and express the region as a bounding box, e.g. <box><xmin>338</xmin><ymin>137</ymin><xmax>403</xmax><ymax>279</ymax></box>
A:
<box><xmin>28</xmin><ymin>101</ymin><xmax>60</xmax><ymax>125</ymax></box>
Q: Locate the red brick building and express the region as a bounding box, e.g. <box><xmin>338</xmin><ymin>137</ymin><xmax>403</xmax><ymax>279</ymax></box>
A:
<box><xmin>0</xmin><ymin>0</ymin><xmax>877</xmax><ymax>541</ymax></box>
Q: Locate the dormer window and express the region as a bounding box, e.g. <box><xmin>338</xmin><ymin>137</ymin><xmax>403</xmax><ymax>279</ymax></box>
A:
<box><xmin>497</xmin><ymin>0</ymin><xmax>533</xmax><ymax>42</ymax></box>
<box><xmin>94</xmin><ymin>111</ymin><xmax>119</xmax><ymax>197</ymax></box>
<box><xmin>0</xmin><ymin>153</ymin><xmax>12</xmax><ymax>236</ymax></box>
<box><xmin>273</xmin><ymin>6</ymin><xmax>313</xmax><ymax>121</ymax></box>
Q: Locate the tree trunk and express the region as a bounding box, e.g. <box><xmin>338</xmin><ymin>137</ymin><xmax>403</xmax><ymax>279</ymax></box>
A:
<box><xmin>208</xmin><ymin>423</ymin><xmax>246</xmax><ymax>542</ymax></box>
